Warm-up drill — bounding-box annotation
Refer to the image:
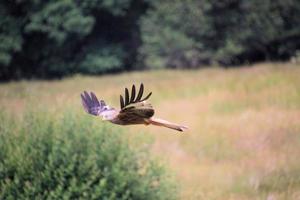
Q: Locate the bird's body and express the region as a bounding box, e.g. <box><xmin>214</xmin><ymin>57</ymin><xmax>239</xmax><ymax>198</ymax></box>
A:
<box><xmin>81</xmin><ymin>84</ymin><xmax>187</xmax><ymax>132</ymax></box>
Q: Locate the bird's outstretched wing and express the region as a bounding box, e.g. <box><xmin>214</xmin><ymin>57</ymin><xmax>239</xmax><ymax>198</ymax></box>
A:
<box><xmin>81</xmin><ymin>91</ymin><xmax>106</xmax><ymax>116</ymax></box>
<box><xmin>118</xmin><ymin>84</ymin><xmax>154</xmax><ymax>121</ymax></box>
<box><xmin>120</xmin><ymin>83</ymin><xmax>152</xmax><ymax>110</ymax></box>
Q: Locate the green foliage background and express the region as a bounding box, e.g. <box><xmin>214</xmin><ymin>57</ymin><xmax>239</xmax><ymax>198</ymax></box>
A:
<box><xmin>1</xmin><ymin>0</ymin><xmax>300</xmax><ymax>79</ymax></box>
<box><xmin>0</xmin><ymin>111</ymin><xmax>177</xmax><ymax>199</ymax></box>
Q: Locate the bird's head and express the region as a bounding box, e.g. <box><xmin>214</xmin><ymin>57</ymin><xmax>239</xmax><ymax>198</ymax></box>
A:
<box><xmin>100</xmin><ymin>106</ymin><xmax>117</xmax><ymax>121</ymax></box>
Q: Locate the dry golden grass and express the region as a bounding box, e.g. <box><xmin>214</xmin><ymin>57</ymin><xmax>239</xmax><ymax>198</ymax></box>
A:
<box><xmin>1</xmin><ymin>62</ymin><xmax>300</xmax><ymax>199</ymax></box>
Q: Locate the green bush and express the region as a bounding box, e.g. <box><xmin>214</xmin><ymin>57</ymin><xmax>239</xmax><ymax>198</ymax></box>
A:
<box><xmin>0</xmin><ymin>111</ymin><xmax>177</xmax><ymax>199</ymax></box>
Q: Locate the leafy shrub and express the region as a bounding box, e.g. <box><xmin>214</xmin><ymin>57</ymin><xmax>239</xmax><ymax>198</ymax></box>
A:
<box><xmin>0</xmin><ymin>111</ymin><xmax>177</xmax><ymax>199</ymax></box>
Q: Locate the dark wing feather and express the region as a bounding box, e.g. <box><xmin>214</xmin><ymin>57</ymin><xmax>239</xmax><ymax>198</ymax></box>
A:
<box><xmin>135</xmin><ymin>83</ymin><xmax>144</xmax><ymax>102</ymax></box>
<box><xmin>141</xmin><ymin>92</ymin><xmax>152</xmax><ymax>101</ymax></box>
<box><xmin>119</xmin><ymin>83</ymin><xmax>152</xmax><ymax>110</ymax></box>
<box><xmin>120</xmin><ymin>95</ymin><xmax>125</xmax><ymax>109</ymax></box>
<box><xmin>130</xmin><ymin>85</ymin><xmax>136</xmax><ymax>102</ymax></box>
<box><xmin>81</xmin><ymin>91</ymin><xmax>106</xmax><ymax>116</ymax></box>
<box><xmin>125</xmin><ymin>88</ymin><xmax>130</xmax><ymax>105</ymax></box>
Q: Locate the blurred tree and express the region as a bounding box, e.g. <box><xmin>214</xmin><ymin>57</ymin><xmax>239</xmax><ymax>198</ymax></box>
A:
<box><xmin>140</xmin><ymin>0</ymin><xmax>300</xmax><ymax>68</ymax></box>
<box><xmin>22</xmin><ymin>0</ymin><xmax>95</xmax><ymax>77</ymax></box>
<box><xmin>140</xmin><ymin>0</ymin><xmax>211</xmax><ymax>69</ymax></box>
<box><xmin>0</xmin><ymin>0</ymin><xmax>299</xmax><ymax>79</ymax></box>
<box><xmin>0</xmin><ymin>0</ymin><xmax>147</xmax><ymax>79</ymax></box>
<box><xmin>0</xmin><ymin>3</ymin><xmax>23</xmax><ymax>78</ymax></box>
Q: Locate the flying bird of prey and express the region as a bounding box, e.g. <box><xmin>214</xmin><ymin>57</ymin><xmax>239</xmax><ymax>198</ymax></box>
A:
<box><xmin>81</xmin><ymin>83</ymin><xmax>187</xmax><ymax>132</ymax></box>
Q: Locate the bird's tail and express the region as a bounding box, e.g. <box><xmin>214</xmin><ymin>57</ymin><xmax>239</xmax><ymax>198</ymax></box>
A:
<box><xmin>148</xmin><ymin>117</ymin><xmax>188</xmax><ymax>132</ymax></box>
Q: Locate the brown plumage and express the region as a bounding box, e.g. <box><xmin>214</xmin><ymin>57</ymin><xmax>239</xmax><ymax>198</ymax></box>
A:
<box><xmin>80</xmin><ymin>83</ymin><xmax>188</xmax><ymax>132</ymax></box>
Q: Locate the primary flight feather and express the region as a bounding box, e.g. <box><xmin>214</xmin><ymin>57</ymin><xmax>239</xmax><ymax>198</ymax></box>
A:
<box><xmin>81</xmin><ymin>83</ymin><xmax>187</xmax><ymax>132</ymax></box>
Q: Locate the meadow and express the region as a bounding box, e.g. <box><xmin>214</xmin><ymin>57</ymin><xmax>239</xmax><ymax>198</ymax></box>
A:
<box><xmin>1</xmin><ymin>62</ymin><xmax>300</xmax><ymax>199</ymax></box>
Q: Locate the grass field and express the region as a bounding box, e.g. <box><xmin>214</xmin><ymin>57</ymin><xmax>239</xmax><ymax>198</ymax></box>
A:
<box><xmin>1</xmin><ymin>62</ymin><xmax>300</xmax><ymax>199</ymax></box>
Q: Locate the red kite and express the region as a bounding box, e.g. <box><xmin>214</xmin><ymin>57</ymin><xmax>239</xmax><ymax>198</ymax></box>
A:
<box><xmin>81</xmin><ymin>84</ymin><xmax>187</xmax><ymax>132</ymax></box>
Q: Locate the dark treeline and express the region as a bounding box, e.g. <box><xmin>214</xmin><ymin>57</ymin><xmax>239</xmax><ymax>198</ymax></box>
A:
<box><xmin>1</xmin><ymin>0</ymin><xmax>300</xmax><ymax>80</ymax></box>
